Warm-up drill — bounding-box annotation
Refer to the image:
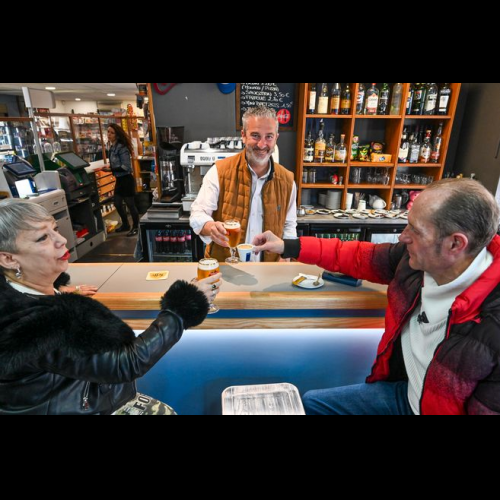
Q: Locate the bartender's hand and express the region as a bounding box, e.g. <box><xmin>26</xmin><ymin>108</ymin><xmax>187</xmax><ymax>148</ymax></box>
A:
<box><xmin>203</xmin><ymin>221</ymin><xmax>229</xmax><ymax>248</ymax></box>
<box><xmin>192</xmin><ymin>273</ymin><xmax>223</xmax><ymax>303</ymax></box>
<box><xmin>102</xmin><ymin>167</ymin><xmax>112</xmax><ymax>173</ymax></box>
<box><xmin>60</xmin><ymin>285</ymin><xmax>99</xmax><ymax>297</ymax></box>
<box><xmin>253</xmin><ymin>231</ymin><xmax>285</xmax><ymax>256</ymax></box>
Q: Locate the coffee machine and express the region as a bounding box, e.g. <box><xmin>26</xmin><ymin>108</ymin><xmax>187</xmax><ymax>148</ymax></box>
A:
<box><xmin>180</xmin><ymin>138</ymin><xmax>243</xmax><ymax>211</ymax></box>
<box><xmin>157</xmin><ymin>127</ymin><xmax>184</xmax><ymax>204</ymax></box>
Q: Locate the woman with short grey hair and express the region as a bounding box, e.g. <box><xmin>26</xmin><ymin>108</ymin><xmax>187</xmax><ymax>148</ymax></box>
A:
<box><xmin>0</xmin><ymin>199</ymin><xmax>221</xmax><ymax>415</ymax></box>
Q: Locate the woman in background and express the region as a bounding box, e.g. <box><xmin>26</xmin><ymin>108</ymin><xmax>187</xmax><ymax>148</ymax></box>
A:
<box><xmin>104</xmin><ymin>123</ymin><xmax>140</xmax><ymax>237</ymax></box>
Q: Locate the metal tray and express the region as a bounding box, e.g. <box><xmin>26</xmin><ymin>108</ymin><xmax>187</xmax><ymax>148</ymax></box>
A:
<box><xmin>222</xmin><ymin>383</ymin><xmax>305</xmax><ymax>416</ymax></box>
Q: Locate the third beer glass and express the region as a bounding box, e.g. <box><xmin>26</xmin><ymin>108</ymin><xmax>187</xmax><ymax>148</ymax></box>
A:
<box><xmin>224</xmin><ymin>220</ymin><xmax>241</xmax><ymax>264</ymax></box>
<box><xmin>198</xmin><ymin>258</ymin><xmax>220</xmax><ymax>314</ymax></box>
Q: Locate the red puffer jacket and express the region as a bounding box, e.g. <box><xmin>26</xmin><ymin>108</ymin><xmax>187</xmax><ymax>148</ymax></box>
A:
<box><xmin>296</xmin><ymin>235</ymin><xmax>500</xmax><ymax>415</ymax></box>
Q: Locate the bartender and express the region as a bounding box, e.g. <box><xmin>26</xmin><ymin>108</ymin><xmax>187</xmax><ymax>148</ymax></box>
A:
<box><xmin>190</xmin><ymin>106</ymin><xmax>297</xmax><ymax>262</ymax></box>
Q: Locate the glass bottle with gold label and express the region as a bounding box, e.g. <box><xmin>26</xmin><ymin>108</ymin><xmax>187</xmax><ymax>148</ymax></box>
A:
<box><xmin>335</xmin><ymin>134</ymin><xmax>347</xmax><ymax>163</ymax></box>
<box><xmin>325</xmin><ymin>134</ymin><xmax>336</xmax><ymax>162</ymax></box>
<box><xmin>314</xmin><ymin>120</ymin><xmax>326</xmax><ymax>163</ymax></box>
<box><xmin>341</xmin><ymin>84</ymin><xmax>352</xmax><ymax>115</ymax></box>
<box><xmin>317</xmin><ymin>83</ymin><xmax>329</xmax><ymax>114</ymax></box>
<box><xmin>330</xmin><ymin>83</ymin><xmax>341</xmax><ymax>115</ymax></box>
<box><xmin>304</xmin><ymin>126</ymin><xmax>314</xmax><ymax>163</ymax></box>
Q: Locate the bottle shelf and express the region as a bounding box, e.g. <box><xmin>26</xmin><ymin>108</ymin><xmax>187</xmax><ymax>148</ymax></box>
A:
<box><xmin>397</xmin><ymin>163</ymin><xmax>442</xmax><ymax>168</ymax></box>
<box><xmin>347</xmin><ymin>184</ymin><xmax>392</xmax><ymax>190</ymax></box>
<box><xmin>354</xmin><ymin>115</ymin><xmax>402</xmax><ymax>119</ymax></box>
<box><xmin>405</xmin><ymin>115</ymin><xmax>452</xmax><ymax>120</ymax></box>
<box><xmin>302</xmin><ymin>184</ymin><xmax>344</xmax><ymax>189</ymax></box>
<box><xmin>296</xmin><ymin>83</ymin><xmax>462</xmax><ymax>209</ymax></box>
<box><xmin>306</xmin><ymin>114</ymin><xmax>353</xmax><ymax>119</ymax></box>
<box><xmin>303</xmin><ymin>163</ymin><xmax>348</xmax><ymax>168</ymax></box>
<box><xmin>394</xmin><ymin>185</ymin><xmax>430</xmax><ymax>190</ymax></box>
<box><xmin>351</xmin><ymin>162</ymin><xmax>395</xmax><ymax>168</ymax></box>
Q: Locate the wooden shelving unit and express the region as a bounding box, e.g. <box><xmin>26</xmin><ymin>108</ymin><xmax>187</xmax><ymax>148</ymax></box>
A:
<box><xmin>295</xmin><ymin>83</ymin><xmax>462</xmax><ymax>209</ymax></box>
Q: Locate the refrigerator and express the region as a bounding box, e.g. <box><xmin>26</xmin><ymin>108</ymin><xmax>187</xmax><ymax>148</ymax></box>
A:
<box><xmin>140</xmin><ymin>221</ymin><xmax>204</xmax><ymax>262</ymax></box>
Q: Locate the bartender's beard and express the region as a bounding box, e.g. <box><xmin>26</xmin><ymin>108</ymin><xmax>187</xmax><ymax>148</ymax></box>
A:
<box><xmin>246</xmin><ymin>145</ymin><xmax>275</xmax><ymax>169</ymax></box>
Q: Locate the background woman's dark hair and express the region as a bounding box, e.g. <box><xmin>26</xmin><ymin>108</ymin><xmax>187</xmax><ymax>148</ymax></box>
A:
<box><xmin>108</xmin><ymin>123</ymin><xmax>133</xmax><ymax>155</ymax></box>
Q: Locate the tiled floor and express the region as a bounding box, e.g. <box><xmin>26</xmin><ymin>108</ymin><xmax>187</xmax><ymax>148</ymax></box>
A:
<box><xmin>76</xmin><ymin>230</ymin><xmax>139</xmax><ymax>263</ymax></box>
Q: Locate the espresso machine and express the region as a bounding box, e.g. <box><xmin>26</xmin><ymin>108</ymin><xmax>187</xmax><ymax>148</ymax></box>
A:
<box><xmin>180</xmin><ymin>138</ymin><xmax>243</xmax><ymax>211</ymax></box>
<box><xmin>157</xmin><ymin>127</ymin><xmax>184</xmax><ymax>204</ymax></box>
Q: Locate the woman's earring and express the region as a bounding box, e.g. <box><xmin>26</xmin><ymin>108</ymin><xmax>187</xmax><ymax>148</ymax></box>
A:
<box><xmin>15</xmin><ymin>268</ymin><xmax>23</xmax><ymax>280</ymax></box>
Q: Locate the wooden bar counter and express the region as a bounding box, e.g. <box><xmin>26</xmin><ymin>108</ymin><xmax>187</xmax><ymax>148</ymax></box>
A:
<box><xmin>68</xmin><ymin>262</ymin><xmax>388</xmax><ymax>330</ymax></box>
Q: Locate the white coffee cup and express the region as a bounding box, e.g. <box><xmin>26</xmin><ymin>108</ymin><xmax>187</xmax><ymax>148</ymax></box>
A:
<box><xmin>357</xmin><ymin>200</ymin><xmax>367</xmax><ymax>211</ymax></box>
<box><xmin>237</xmin><ymin>244</ymin><xmax>254</xmax><ymax>263</ymax></box>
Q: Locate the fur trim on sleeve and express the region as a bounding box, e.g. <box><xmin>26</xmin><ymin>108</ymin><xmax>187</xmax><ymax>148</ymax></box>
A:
<box><xmin>161</xmin><ymin>280</ymin><xmax>209</xmax><ymax>329</ymax></box>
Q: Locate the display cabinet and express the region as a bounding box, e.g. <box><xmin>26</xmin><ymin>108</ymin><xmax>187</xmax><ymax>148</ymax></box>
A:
<box><xmin>71</xmin><ymin>116</ymin><xmax>104</xmax><ymax>163</ymax></box>
<box><xmin>0</xmin><ymin>118</ymin><xmax>35</xmax><ymax>158</ymax></box>
<box><xmin>295</xmin><ymin>83</ymin><xmax>462</xmax><ymax>210</ymax></box>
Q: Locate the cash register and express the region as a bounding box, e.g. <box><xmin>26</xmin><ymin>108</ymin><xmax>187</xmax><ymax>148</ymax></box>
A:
<box><xmin>0</xmin><ymin>156</ymin><xmax>38</xmax><ymax>198</ymax></box>
<box><xmin>52</xmin><ymin>152</ymin><xmax>92</xmax><ymax>202</ymax></box>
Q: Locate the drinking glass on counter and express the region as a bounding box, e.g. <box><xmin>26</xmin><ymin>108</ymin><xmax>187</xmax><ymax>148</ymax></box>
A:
<box><xmin>198</xmin><ymin>258</ymin><xmax>220</xmax><ymax>314</ymax></box>
<box><xmin>224</xmin><ymin>220</ymin><xmax>242</xmax><ymax>264</ymax></box>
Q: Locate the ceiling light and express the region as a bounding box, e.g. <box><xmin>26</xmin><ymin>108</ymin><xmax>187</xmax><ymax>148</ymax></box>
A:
<box><xmin>45</xmin><ymin>87</ymin><xmax>56</xmax><ymax>90</ymax></box>
<box><xmin>75</xmin><ymin>98</ymin><xmax>81</xmax><ymax>101</ymax></box>
<box><xmin>107</xmin><ymin>93</ymin><xmax>116</xmax><ymax>97</ymax></box>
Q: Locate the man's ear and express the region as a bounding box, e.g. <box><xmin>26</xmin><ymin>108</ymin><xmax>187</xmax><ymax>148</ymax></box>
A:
<box><xmin>449</xmin><ymin>233</ymin><xmax>470</xmax><ymax>254</ymax></box>
<box><xmin>0</xmin><ymin>252</ymin><xmax>18</xmax><ymax>270</ymax></box>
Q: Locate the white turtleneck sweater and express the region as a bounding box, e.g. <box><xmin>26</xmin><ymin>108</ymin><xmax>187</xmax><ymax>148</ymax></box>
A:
<box><xmin>401</xmin><ymin>248</ymin><xmax>494</xmax><ymax>415</ymax></box>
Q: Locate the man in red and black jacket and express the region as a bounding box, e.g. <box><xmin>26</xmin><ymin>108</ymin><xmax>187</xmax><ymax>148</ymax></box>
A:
<box><xmin>254</xmin><ymin>179</ymin><xmax>500</xmax><ymax>415</ymax></box>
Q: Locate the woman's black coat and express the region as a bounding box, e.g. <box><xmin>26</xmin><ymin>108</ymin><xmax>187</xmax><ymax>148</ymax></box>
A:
<box><xmin>0</xmin><ymin>274</ymin><xmax>209</xmax><ymax>415</ymax></box>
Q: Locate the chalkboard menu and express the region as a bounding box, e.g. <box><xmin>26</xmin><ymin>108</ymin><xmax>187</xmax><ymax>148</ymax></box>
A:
<box><xmin>236</xmin><ymin>83</ymin><xmax>297</xmax><ymax>131</ymax></box>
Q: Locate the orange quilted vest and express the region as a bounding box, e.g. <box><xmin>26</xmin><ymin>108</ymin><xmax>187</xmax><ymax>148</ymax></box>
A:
<box><xmin>206</xmin><ymin>151</ymin><xmax>295</xmax><ymax>262</ymax></box>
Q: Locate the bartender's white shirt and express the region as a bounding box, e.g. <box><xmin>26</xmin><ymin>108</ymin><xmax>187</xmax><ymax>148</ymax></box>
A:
<box><xmin>190</xmin><ymin>161</ymin><xmax>297</xmax><ymax>262</ymax></box>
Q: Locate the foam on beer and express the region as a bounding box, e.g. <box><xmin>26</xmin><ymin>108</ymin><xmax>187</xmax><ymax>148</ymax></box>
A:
<box><xmin>223</xmin><ymin>221</ymin><xmax>241</xmax><ymax>230</ymax></box>
<box><xmin>199</xmin><ymin>258</ymin><xmax>219</xmax><ymax>271</ymax></box>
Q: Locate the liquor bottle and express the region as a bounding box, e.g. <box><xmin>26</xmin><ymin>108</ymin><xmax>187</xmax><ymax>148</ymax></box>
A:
<box><xmin>304</xmin><ymin>126</ymin><xmax>315</xmax><ymax>163</ymax></box>
<box><xmin>364</xmin><ymin>83</ymin><xmax>379</xmax><ymax>115</ymax></box>
<box><xmin>419</xmin><ymin>130</ymin><xmax>432</xmax><ymax>163</ymax></box>
<box><xmin>398</xmin><ymin>127</ymin><xmax>410</xmax><ymax>163</ymax></box>
<box><xmin>330</xmin><ymin>83</ymin><xmax>341</xmax><ymax>115</ymax></box>
<box><xmin>406</xmin><ymin>83</ymin><xmax>415</xmax><ymax>115</ymax></box>
<box><xmin>424</xmin><ymin>83</ymin><xmax>438</xmax><ymax>115</ymax></box>
<box><xmin>409</xmin><ymin>128</ymin><xmax>421</xmax><ymax>164</ymax></box>
<box><xmin>412</xmin><ymin>83</ymin><xmax>427</xmax><ymax>115</ymax></box>
<box><xmin>356</xmin><ymin>83</ymin><xmax>366</xmax><ymax>114</ymax></box>
<box><xmin>431</xmin><ymin>122</ymin><xmax>444</xmax><ymax>163</ymax></box>
<box><xmin>325</xmin><ymin>134</ymin><xmax>336</xmax><ymax>163</ymax></box>
<box><xmin>390</xmin><ymin>83</ymin><xmax>403</xmax><ymax>115</ymax></box>
<box><xmin>317</xmin><ymin>83</ymin><xmax>329</xmax><ymax>114</ymax></box>
<box><xmin>378</xmin><ymin>83</ymin><xmax>390</xmax><ymax>115</ymax></box>
<box><xmin>341</xmin><ymin>83</ymin><xmax>352</xmax><ymax>114</ymax></box>
<box><xmin>308</xmin><ymin>84</ymin><xmax>317</xmax><ymax>114</ymax></box>
<box><xmin>438</xmin><ymin>83</ymin><xmax>452</xmax><ymax>115</ymax></box>
<box><xmin>335</xmin><ymin>134</ymin><xmax>347</xmax><ymax>163</ymax></box>
<box><xmin>314</xmin><ymin>120</ymin><xmax>326</xmax><ymax>163</ymax></box>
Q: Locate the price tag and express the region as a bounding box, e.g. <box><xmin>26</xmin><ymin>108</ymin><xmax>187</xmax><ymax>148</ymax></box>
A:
<box><xmin>146</xmin><ymin>271</ymin><xmax>170</xmax><ymax>281</ymax></box>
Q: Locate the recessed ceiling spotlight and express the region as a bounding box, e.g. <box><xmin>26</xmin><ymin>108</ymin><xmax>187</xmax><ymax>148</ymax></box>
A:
<box><xmin>107</xmin><ymin>93</ymin><xmax>116</xmax><ymax>97</ymax></box>
<box><xmin>45</xmin><ymin>87</ymin><xmax>56</xmax><ymax>90</ymax></box>
<box><xmin>75</xmin><ymin>98</ymin><xmax>81</xmax><ymax>101</ymax></box>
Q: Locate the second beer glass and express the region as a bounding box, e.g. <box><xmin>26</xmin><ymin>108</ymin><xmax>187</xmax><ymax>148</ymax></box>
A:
<box><xmin>224</xmin><ymin>220</ymin><xmax>241</xmax><ymax>264</ymax></box>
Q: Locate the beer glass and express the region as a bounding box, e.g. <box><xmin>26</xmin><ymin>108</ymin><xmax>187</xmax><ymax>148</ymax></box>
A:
<box><xmin>198</xmin><ymin>258</ymin><xmax>220</xmax><ymax>314</ymax></box>
<box><xmin>224</xmin><ymin>220</ymin><xmax>242</xmax><ymax>264</ymax></box>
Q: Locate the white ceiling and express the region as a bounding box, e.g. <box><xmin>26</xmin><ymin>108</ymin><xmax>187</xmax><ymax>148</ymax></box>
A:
<box><xmin>0</xmin><ymin>83</ymin><xmax>138</xmax><ymax>102</ymax></box>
